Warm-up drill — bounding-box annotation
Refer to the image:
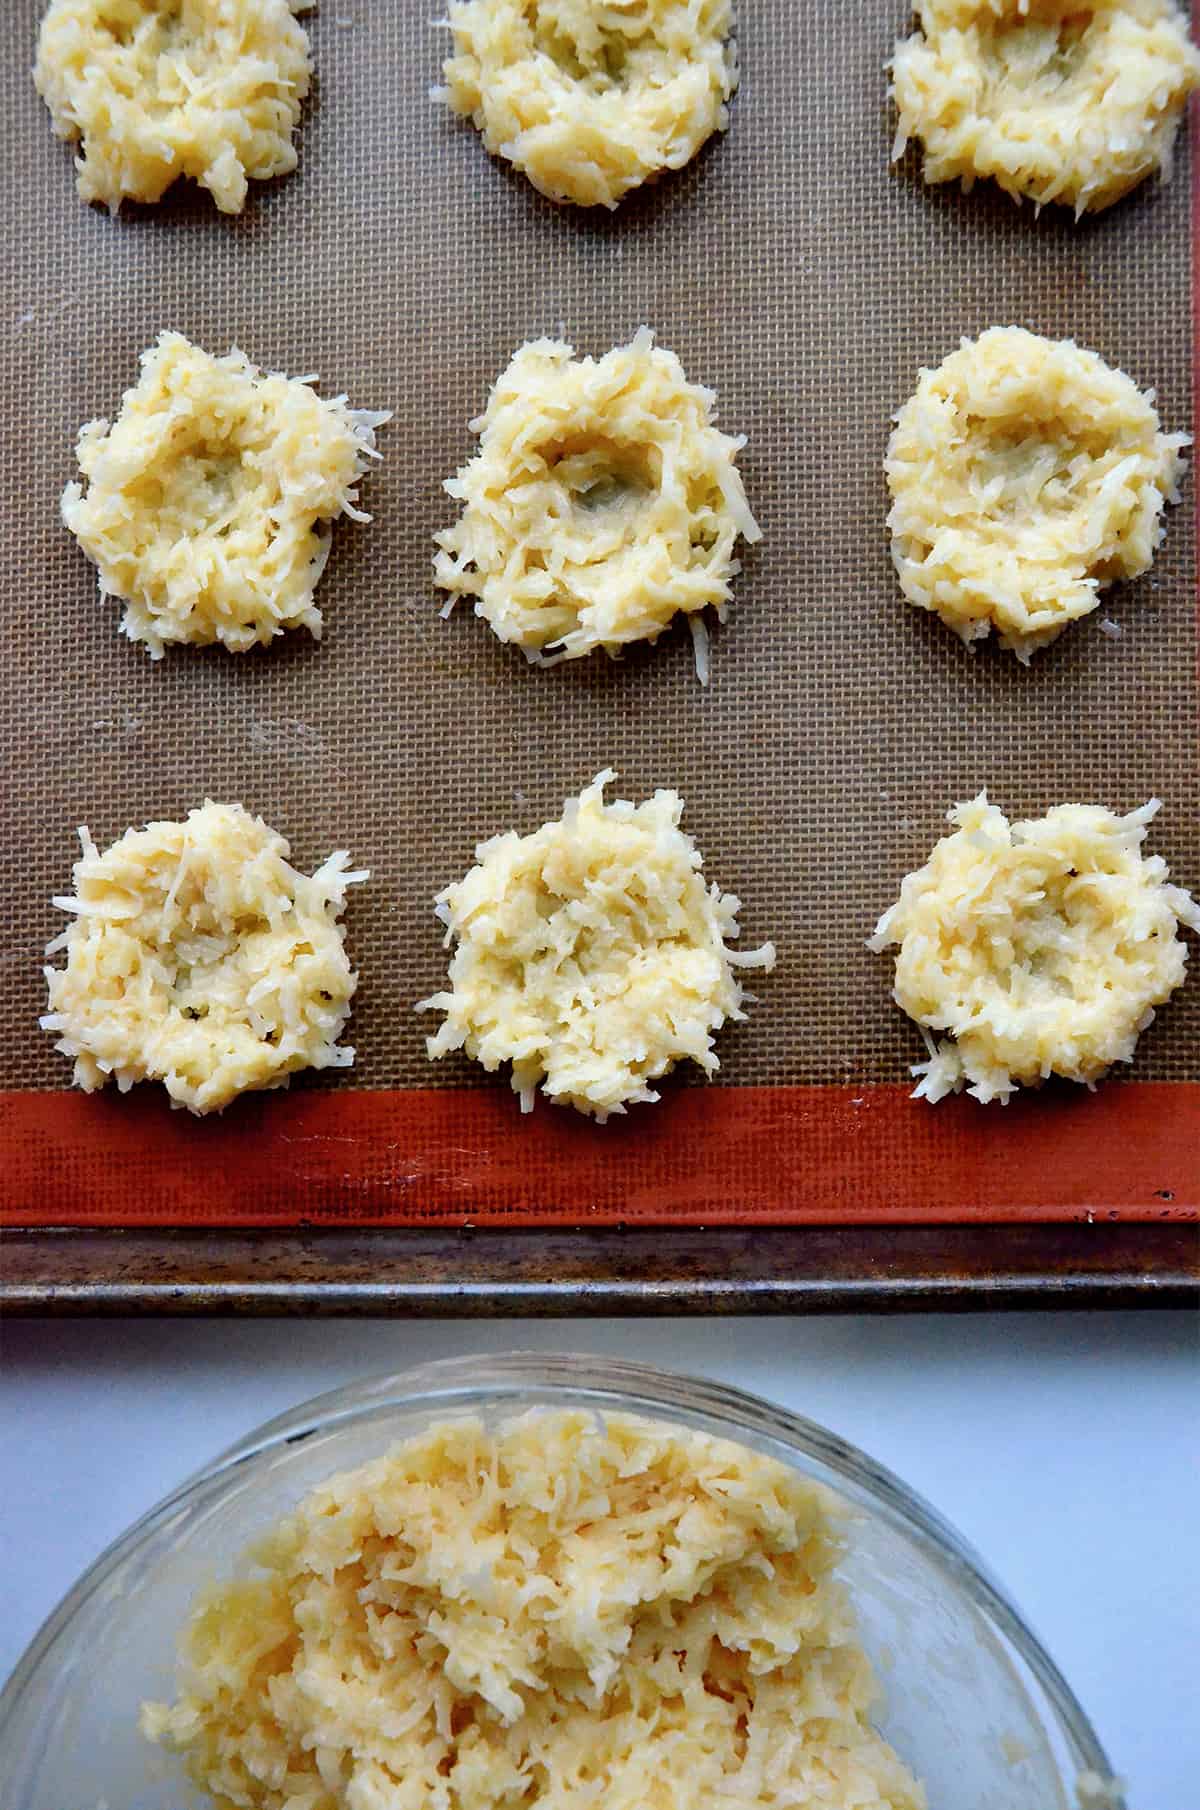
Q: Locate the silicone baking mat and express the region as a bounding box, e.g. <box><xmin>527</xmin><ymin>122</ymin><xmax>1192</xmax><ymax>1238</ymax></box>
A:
<box><xmin>1</xmin><ymin>1</ymin><xmax>1197</xmax><ymax>1228</ymax></box>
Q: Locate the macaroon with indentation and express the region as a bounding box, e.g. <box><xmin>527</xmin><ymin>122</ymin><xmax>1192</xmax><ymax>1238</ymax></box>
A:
<box><xmin>436</xmin><ymin>0</ymin><xmax>737</xmax><ymax>208</ymax></box>
<box><xmin>35</xmin><ymin>0</ymin><xmax>314</xmax><ymax>214</ymax></box>
<box><xmin>434</xmin><ymin>330</ymin><xmax>759</xmax><ymax>682</ymax></box>
<box><xmin>885</xmin><ymin>327</ymin><xmax>1188</xmax><ymax>661</ymax></box>
<box><xmin>891</xmin><ymin>0</ymin><xmax>1200</xmax><ymax>216</ymax></box>
<box><xmin>42</xmin><ymin>801</ymin><xmax>368</xmax><ymax>1114</ymax></box>
<box><xmin>62</xmin><ymin>332</ymin><xmax>390</xmax><ymax>657</ymax></box>
<box><xmin>869</xmin><ymin>793</ymin><xmax>1200</xmax><ymax>1104</ymax></box>
<box><xmin>418</xmin><ymin>771</ymin><xmax>775</xmax><ymax>1119</ymax></box>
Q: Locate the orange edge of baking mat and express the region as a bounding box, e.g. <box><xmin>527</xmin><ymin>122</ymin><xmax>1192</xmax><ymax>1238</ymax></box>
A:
<box><xmin>0</xmin><ymin>1082</ymin><xmax>1196</xmax><ymax>1227</ymax></box>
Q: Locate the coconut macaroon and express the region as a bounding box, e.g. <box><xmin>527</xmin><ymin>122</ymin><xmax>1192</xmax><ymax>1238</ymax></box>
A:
<box><xmin>891</xmin><ymin>0</ymin><xmax>1200</xmax><ymax>216</ymax></box>
<box><xmin>870</xmin><ymin>793</ymin><xmax>1200</xmax><ymax>1104</ymax></box>
<box><xmin>34</xmin><ymin>0</ymin><xmax>313</xmax><ymax>215</ymax></box>
<box><xmin>885</xmin><ymin>327</ymin><xmax>1188</xmax><ymax>661</ymax></box>
<box><xmin>63</xmin><ymin>332</ymin><xmax>389</xmax><ymax>658</ymax></box>
<box><xmin>42</xmin><ymin>802</ymin><xmax>368</xmax><ymax>1115</ymax></box>
<box><xmin>141</xmin><ymin>1411</ymin><xmax>925</xmax><ymax>1810</ymax></box>
<box><xmin>434</xmin><ymin>331</ymin><xmax>759</xmax><ymax>681</ymax></box>
<box><xmin>435</xmin><ymin>0</ymin><xmax>737</xmax><ymax>209</ymax></box>
<box><xmin>418</xmin><ymin>772</ymin><xmax>775</xmax><ymax>1119</ymax></box>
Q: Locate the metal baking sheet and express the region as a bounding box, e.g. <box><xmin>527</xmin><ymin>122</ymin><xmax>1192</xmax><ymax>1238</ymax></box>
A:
<box><xmin>1</xmin><ymin>2</ymin><xmax>1196</xmax><ymax>1292</ymax></box>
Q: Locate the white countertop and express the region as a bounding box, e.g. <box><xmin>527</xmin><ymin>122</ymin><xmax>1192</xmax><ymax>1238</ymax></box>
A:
<box><xmin>3</xmin><ymin>1310</ymin><xmax>1196</xmax><ymax>1809</ymax></box>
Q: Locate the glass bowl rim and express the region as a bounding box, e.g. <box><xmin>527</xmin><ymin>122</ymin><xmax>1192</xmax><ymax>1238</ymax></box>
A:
<box><xmin>0</xmin><ymin>1350</ymin><xmax>1118</xmax><ymax>1799</ymax></box>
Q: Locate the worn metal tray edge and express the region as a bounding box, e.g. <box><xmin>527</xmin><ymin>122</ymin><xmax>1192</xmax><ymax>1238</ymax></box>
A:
<box><xmin>3</xmin><ymin>1223</ymin><xmax>1197</xmax><ymax>1315</ymax></box>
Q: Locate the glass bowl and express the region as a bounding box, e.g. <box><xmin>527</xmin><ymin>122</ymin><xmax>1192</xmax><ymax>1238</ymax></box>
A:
<box><xmin>0</xmin><ymin>1353</ymin><xmax>1122</xmax><ymax>1810</ymax></box>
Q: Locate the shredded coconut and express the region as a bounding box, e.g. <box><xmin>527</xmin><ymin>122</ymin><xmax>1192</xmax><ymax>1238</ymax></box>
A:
<box><xmin>41</xmin><ymin>801</ymin><xmax>367</xmax><ymax>1114</ymax></box>
<box><xmin>885</xmin><ymin>327</ymin><xmax>1188</xmax><ymax>661</ymax></box>
<box><xmin>140</xmin><ymin>1410</ymin><xmax>926</xmax><ymax>1810</ymax></box>
<box><xmin>418</xmin><ymin>771</ymin><xmax>775</xmax><ymax>1119</ymax></box>
<box><xmin>434</xmin><ymin>330</ymin><xmax>759</xmax><ymax>677</ymax></box>
<box><xmin>34</xmin><ymin>0</ymin><xmax>314</xmax><ymax>214</ymax></box>
<box><xmin>62</xmin><ymin>332</ymin><xmax>390</xmax><ymax>657</ymax></box>
<box><xmin>437</xmin><ymin>0</ymin><xmax>737</xmax><ymax>208</ymax></box>
<box><xmin>869</xmin><ymin>793</ymin><xmax>1200</xmax><ymax>1104</ymax></box>
<box><xmin>891</xmin><ymin>0</ymin><xmax>1200</xmax><ymax>217</ymax></box>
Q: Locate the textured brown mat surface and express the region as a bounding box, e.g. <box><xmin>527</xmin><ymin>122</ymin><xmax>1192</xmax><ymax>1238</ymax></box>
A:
<box><xmin>2</xmin><ymin>1</ymin><xmax>1196</xmax><ymax>1113</ymax></box>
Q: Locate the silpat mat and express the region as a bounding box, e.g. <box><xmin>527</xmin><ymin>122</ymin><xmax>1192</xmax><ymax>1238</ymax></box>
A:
<box><xmin>1</xmin><ymin>2</ymin><xmax>1197</xmax><ymax>1227</ymax></box>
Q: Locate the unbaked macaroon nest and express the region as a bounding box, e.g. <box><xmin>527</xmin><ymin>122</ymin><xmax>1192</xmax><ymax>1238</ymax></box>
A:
<box><xmin>418</xmin><ymin>771</ymin><xmax>775</xmax><ymax>1119</ymax></box>
<box><xmin>42</xmin><ymin>801</ymin><xmax>368</xmax><ymax>1114</ymax></box>
<box><xmin>891</xmin><ymin>0</ymin><xmax>1200</xmax><ymax>216</ymax></box>
<box><xmin>885</xmin><ymin>327</ymin><xmax>1188</xmax><ymax>661</ymax></box>
<box><xmin>870</xmin><ymin>793</ymin><xmax>1200</xmax><ymax>1104</ymax></box>
<box><xmin>434</xmin><ymin>330</ymin><xmax>759</xmax><ymax>680</ymax></box>
<box><xmin>34</xmin><ymin>0</ymin><xmax>313</xmax><ymax>214</ymax></box>
<box><xmin>436</xmin><ymin>0</ymin><xmax>737</xmax><ymax>208</ymax></box>
<box><xmin>63</xmin><ymin>332</ymin><xmax>389</xmax><ymax>657</ymax></box>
